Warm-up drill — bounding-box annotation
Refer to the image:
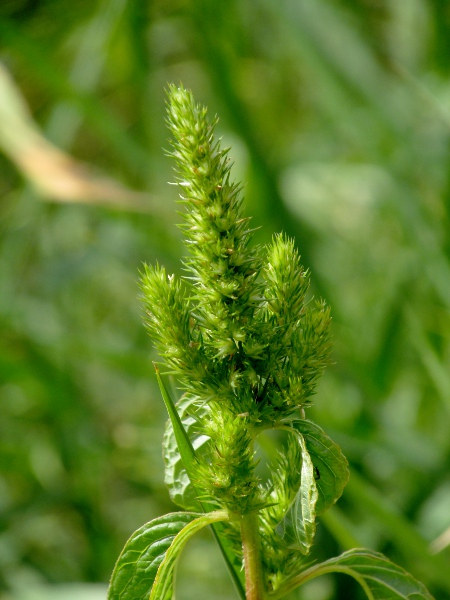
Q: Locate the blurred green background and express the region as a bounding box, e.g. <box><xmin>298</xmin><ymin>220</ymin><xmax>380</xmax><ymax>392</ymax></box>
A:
<box><xmin>1</xmin><ymin>1</ymin><xmax>450</xmax><ymax>599</ymax></box>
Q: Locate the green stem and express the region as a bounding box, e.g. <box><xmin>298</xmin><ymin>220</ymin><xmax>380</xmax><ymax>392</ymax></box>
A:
<box><xmin>240</xmin><ymin>512</ymin><xmax>265</xmax><ymax>600</ymax></box>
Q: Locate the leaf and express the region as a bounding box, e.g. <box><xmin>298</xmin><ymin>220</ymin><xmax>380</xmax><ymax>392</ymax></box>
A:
<box><xmin>278</xmin><ymin>430</ymin><xmax>318</xmax><ymax>555</ymax></box>
<box><xmin>163</xmin><ymin>394</ymin><xmax>209</xmax><ymax>510</ymax></box>
<box><xmin>290</xmin><ymin>419</ymin><xmax>349</xmax><ymax>514</ymax></box>
<box><xmin>150</xmin><ymin>510</ymin><xmax>229</xmax><ymax>600</ymax></box>
<box><xmin>276</xmin><ymin>420</ymin><xmax>348</xmax><ymax>554</ymax></box>
<box><xmin>155</xmin><ymin>367</ymin><xmax>199</xmax><ymax>488</ymax></box>
<box><xmin>272</xmin><ymin>548</ymin><xmax>435</xmax><ymax>600</ymax></box>
<box><xmin>107</xmin><ymin>511</ymin><xmax>201</xmax><ymax>600</ymax></box>
<box><xmin>108</xmin><ymin>510</ymin><xmax>228</xmax><ymax>600</ymax></box>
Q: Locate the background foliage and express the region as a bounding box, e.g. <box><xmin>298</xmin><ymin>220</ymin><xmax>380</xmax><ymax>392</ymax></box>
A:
<box><xmin>1</xmin><ymin>1</ymin><xmax>450</xmax><ymax>599</ymax></box>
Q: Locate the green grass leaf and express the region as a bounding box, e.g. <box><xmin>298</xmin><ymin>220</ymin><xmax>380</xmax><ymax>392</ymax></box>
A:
<box><xmin>272</xmin><ymin>548</ymin><xmax>435</xmax><ymax>600</ymax></box>
<box><xmin>290</xmin><ymin>419</ymin><xmax>349</xmax><ymax>514</ymax></box>
<box><xmin>107</xmin><ymin>511</ymin><xmax>203</xmax><ymax>600</ymax></box>
<box><xmin>149</xmin><ymin>510</ymin><xmax>229</xmax><ymax>600</ymax></box>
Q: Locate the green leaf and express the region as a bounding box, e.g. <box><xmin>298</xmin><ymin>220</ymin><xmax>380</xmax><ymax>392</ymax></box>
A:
<box><xmin>149</xmin><ymin>510</ymin><xmax>229</xmax><ymax>600</ymax></box>
<box><xmin>107</xmin><ymin>511</ymin><xmax>201</xmax><ymax>600</ymax></box>
<box><xmin>155</xmin><ymin>367</ymin><xmax>199</xmax><ymax>487</ymax></box>
<box><xmin>163</xmin><ymin>394</ymin><xmax>209</xmax><ymax>511</ymax></box>
<box><xmin>272</xmin><ymin>548</ymin><xmax>435</xmax><ymax>600</ymax></box>
<box><xmin>278</xmin><ymin>430</ymin><xmax>318</xmax><ymax>555</ymax></box>
<box><xmin>108</xmin><ymin>510</ymin><xmax>228</xmax><ymax>600</ymax></box>
<box><xmin>275</xmin><ymin>420</ymin><xmax>348</xmax><ymax>554</ymax></box>
<box><xmin>290</xmin><ymin>419</ymin><xmax>349</xmax><ymax>514</ymax></box>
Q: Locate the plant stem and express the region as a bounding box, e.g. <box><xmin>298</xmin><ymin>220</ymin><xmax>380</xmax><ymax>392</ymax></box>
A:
<box><xmin>240</xmin><ymin>512</ymin><xmax>265</xmax><ymax>600</ymax></box>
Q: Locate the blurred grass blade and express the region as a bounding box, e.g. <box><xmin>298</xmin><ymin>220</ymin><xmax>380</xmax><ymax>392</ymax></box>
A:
<box><xmin>319</xmin><ymin>505</ymin><xmax>362</xmax><ymax>551</ymax></box>
<box><xmin>346</xmin><ymin>470</ymin><xmax>450</xmax><ymax>590</ymax></box>
<box><xmin>407</xmin><ymin>307</ymin><xmax>450</xmax><ymax>415</ymax></box>
<box><xmin>430</xmin><ymin>525</ymin><xmax>450</xmax><ymax>554</ymax></box>
<box><xmin>0</xmin><ymin>17</ymin><xmax>152</xmax><ymax>173</ymax></box>
<box><xmin>46</xmin><ymin>0</ymin><xmax>127</xmax><ymax>148</ymax></box>
<box><xmin>0</xmin><ymin>63</ymin><xmax>149</xmax><ymax>208</ymax></box>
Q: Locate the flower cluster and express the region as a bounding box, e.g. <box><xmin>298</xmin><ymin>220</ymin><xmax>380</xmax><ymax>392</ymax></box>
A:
<box><xmin>141</xmin><ymin>85</ymin><xmax>331</xmax><ymax>513</ymax></box>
